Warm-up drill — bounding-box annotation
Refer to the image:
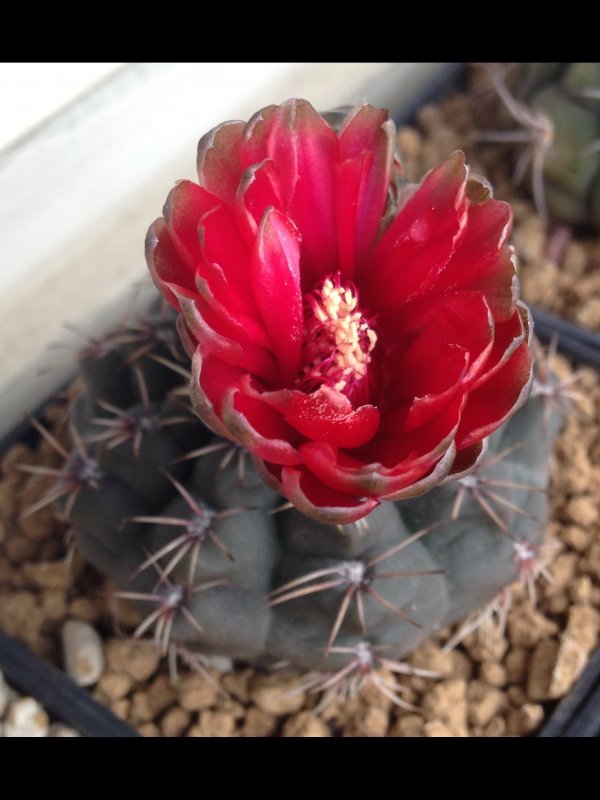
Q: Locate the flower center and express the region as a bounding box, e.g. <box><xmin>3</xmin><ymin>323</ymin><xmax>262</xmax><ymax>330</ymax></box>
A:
<box><xmin>297</xmin><ymin>275</ymin><xmax>377</xmax><ymax>396</ymax></box>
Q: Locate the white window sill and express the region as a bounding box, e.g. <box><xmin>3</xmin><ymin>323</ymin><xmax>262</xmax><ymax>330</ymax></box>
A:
<box><xmin>0</xmin><ymin>62</ymin><xmax>450</xmax><ymax>439</ymax></box>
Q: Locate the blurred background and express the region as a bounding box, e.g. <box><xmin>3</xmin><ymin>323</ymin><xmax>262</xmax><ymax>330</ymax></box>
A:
<box><xmin>0</xmin><ymin>62</ymin><xmax>448</xmax><ymax>439</ymax></box>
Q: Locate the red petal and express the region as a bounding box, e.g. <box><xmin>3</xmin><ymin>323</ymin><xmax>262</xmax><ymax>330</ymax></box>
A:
<box><xmin>251</xmin><ymin>208</ymin><xmax>303</xmax><ymax>386</ymax></box>
<box><xmin>236</xmin><ymin>158</ymin><xmax>284</xmax><ymax>239</ymax></box>
<box><xmin>270</xmin><ymin>385</ymin><xmax>380</xmax><ymax>449</ymax></box>
<box><xmin>436</xmin><ymin>198</ymin><xmax>513</xmax><ymax>296</ymax></box>
<box><xmin>145</xmin><ymin>219</ymin><xmax>196</xmax><ymax>309</ymax></box>
<box><xmin>222</xmin><ymin>391</ymin><xmax>302</xmax><ymax>466</ymax></box>
<box><xmin>456</xmin><ymin>341</ymin><xmax>533</xmax><ymax>450</ymax></box>
<box><xmin>281</xmin><ymin>464</ymin><xmax>379</xmax><ymax>524</ymax></box>
<box><xmin>364</xmin><ymin>151</ymin><xmax>469</xmax><ymax>312</ymax></box>
<box><xmin>263</xmin><ymin>99</ymin><xmax>339</xmax><ymax>290</ymax></box>
<box><xmin>197</xmin><ymin>120</ymin><xmax>245</xmax><ymax>204</ymax></box>
<box><xmin>163</xmin><ymin>180</ymin><xmax>219</xmax><ymax>270</ymax></box>
<box><xmin>336</xmin><ymin>104</ymin><xmax>395</xmax><ymax>274</ymax></box>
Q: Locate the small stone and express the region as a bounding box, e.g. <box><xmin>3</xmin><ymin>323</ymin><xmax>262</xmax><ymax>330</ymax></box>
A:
<box><xmin>160</xmin><ymin>707</ymin><xmax>190</xmax><ymax>737</ymax></box>
<box><xmin>22</xmin><ymin>559</ymin><xmax>71</xmax><ymax>590</ymax></box>
<box><xmin>576</xmin><ymin>297</ymin><xmax>600</xmax><ymax>329</ymax></box>
<box><xmin>69</xmin><ymin>597</ymin><xmax>101</xmax><ymax>623</ymax></box>
<box><xmin>41</xmin><ymin>590</ymin><xmax>68</xmax><ymax>622</ymax></box>
<box><xmin>221</xmin><ymin>668</ymin><xmax>253</xmax><ymax>702</ymax></box>
<box><xmin>463</xmin><ymin>627</ymin><xmax>508</xmax><ymax>662</ymax></box>
<box><xmin>545</xmin><ymin>595</ymin><xmax>570</xmax><ymax>614</ymax></box>
<box><xmin>507</xmin><ymin>606</ymin><xmax>559</xmax><ymax>648</ymax></box>
<box><xmin>424</xmin><ymin>719</ymin><xmax>457</xmax><ymax>737</ymax></box>
<box><xmin>506</xmin><ymin>686</ymin><xmax>528</xmax><ymax>707</ymax></box>
<box><xmin>389</xmin><ymin>714</ymin><xmax>424</xmax><ymax>737</ymax></box>
<box><xmin>97</xmin><ymin>671</ymin><xmax>132</xmax><ymax>701</ymax></box>
<box><xmin>545</xmin><ymin>552</ymin><xmax>578</xmax><ymax>594</ymax></box>
<box><xmin>105</xmin><ymin>639</ymin><xmax>160</xmax><ymax>682</ymax></box>
<box><xmin>130</xmin><ymin>692</ymin><xmax>153</xmax><ymax>724</ymax></box>
<box><xmin>0</xmin><ymin>591</ymin><xmax>45</xmax><ymax>645</ymax></box>
<box><xmin>110</xmin><ymin>699</ymin><xmax>131</xmax><ymax>721</ymax></box>
<box><xmin>561</xmin><ymin>525</ymin><xmax>591</xmax><ymax>553</ymax></box>
<box><xmin>410</xmin><ymin>640</ymin><xmax>454</xmax><ymax>677</ymax></box>
<box><xmin>565</xmin><ymin>496</ymin><xmax>598</xmax><ymax>528</ymax></box>
<box><xmin>191</xmin><ymin>709</ymin><xmax>236</xmax><ymax>737</ymax></box>
<box><xmin>62</xmin><ymin>620</ymin><xmax>104</xmax><ymax>687</ymax></box>
<box><xmin>422</xmin><ymin>679</ymin><xmax>468</xmax><ymax>736</ymax></box>
<box><xmin>343</xmin><ymin>706</ymin><xmax>389</xmax><ymax>737</ymax></box>
<box><xmin>48</xmin><ymin>723</ymin><xmax>81</xmax><ymax>737</ymax></box>
<box><xmin>147</xmin><ymin>675</ymin><xmax>177</xmax><ymax>716</ymax></box>
<box><xmin>250</xmin><ymin>672</ymin><xmax>305</xmax><ymax>715</ymax></box>
<box><xmin>513</xmin><ymin>216</ymin><xmax>546</xmax><ymax>261</ymax></box>
<box><xmin>483</xmin><ymin>717</ymin><xmax>506</xmax><ymax>737</ymax></box>
<box><xmin>479</xmin><ymin>662</ymin><xmax>506</xmax><ymax>688</ymax></box>
<box><xmin>282</xmin><ymin>711</ymin><xmax>331</xmax><ymax>738</ymax></box>
<box><xmin>467</xmin><ymin>680</ymin><xmax>506</xmax><ymax>727</ymax></box>
<box><xmin>138</xmin><ymin>723</ymin><xmax>161</xmax><ymax>737</ymax></box>
<box><xmin>565</xmin><ymin>605</ymin><xmax>600</xmax><ymax>653</ymax></box>
<box><xmin>242</xmin><ymin>707</ymin><xmax>277</xmax><ymax>737</ymax></box>
<box><xmin>507</xmin><ymin>704</ymin><xmax>544</xmax><ymax>735</ymax></box>
<box><xmin>527</xmin><ymin>639</ymin><xmax>560</xmax><ymax>701</ymax></box>
<box><xmin>447</xmin><ymin>649</ymin><xmax>473</xmax><ymax>680</ymax></box>
<box><xmin>548</xmin><ymin>636</ymin><xmax>587</xmax><ymax>699</ymax></box>
<box><xmin>4</xmin><ymin>697</ymin><xmax>49</xmax><ymax>737</ymax></box>
<box><xmin>569</xmin><ymin>576</ymin><xmax>593</xmax><ymax>605</ymax></box>
<box><xmin>176</xmin><ymin>672</ymin><xmax>219</xmax><ymax>711</ymax></box>
<box><xmin>586</xmin><ymin>543</ymin><xmax>600</xmax><ymax>582</ymax></box>
<box><xmin>563</xmin><ymin>242</ymin><xmax>588</xmax><ymax>277</ymax></box>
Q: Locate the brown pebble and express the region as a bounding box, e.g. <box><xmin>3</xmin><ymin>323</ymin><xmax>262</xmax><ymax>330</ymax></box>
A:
<box><xmin>147</xmin><ymin>675</ymin><xmax>177</xmax><ymax>716</ymax></box>
<box><xmin>69</xmin><ymin>597</ymin><xmax>101</xmax><ymax>623</ymax></box>
<box><xmin>5</xmin><ymin>531</ymin><xmax>39</xmax><ymax>563</ymax></box>
<box><xmin>586</xmin><ymin>542</ymin><xmax>600</xmax><ymax>582</ymax></box>
<box><xmin>467</xmin><ymin>680</ymin><xmax>507</xmax><ymax>727</ymax></box>
<box><xmin>397</xmin><ymin>126</ymin><xmax>423</xmax><ymax>161</ymax></box>
<box><xmin>424</xmin><ymin>719</ymin><xmax>459</xmax><ymax>737</ymax></box>
<box><xmin>565</xmin><ymin>605</ymin><xmax>600</xmax><ymax>653</ymax></box>
<box><xmin>138</xmin><ymin>723</ymin><xmax>161</xmax><ymax>738</ymax></box>
<box><xmin>130</xmin><ymin>692</ymin><xmax>154</xmax><ymax>724</ymax></box>
<box><xmin>479</xmin><ymin>661</ymin><xmax>506</xmax><ymax>688</ymax></box>
<box><xmin>563</xmin><ymin>242</ymin><xmax>588</xmax><ymax>277</ymax></box>
<box><xmin>545</xmin><ymin>552</ymin><xmax>578</xmax><ymax>594</ymax></box>
<box><xmin>422</xmin><ymin>679</ymin><xmax>468</xmax><ymax>736</ymax></box>
<box><xmin>282</xmin><ymin>711</ymin><xmax>331</xmax><ymax>738</ymax></box>
<box><xmin>507</xmin><ymin>704</ymin><xmax>544</xmax><ymax>736</ymax></box>
<box><xmin>21</xmin><ymin>560</ymin><xmax>71</xmax><ymax>590</ymax></box>
<box><xmin>110</xmin><ymin>698</ymin><xmax>131</xmax><ymax>721</ymax></box>
<box><xmin>527</xmin><ymin>640</ymin><xmax>560</xmax><ymax>701</ymax></box>
<box><xmin>390</xmin><ymin>714</ymin><xmax>424</xmax><ymax>737</ymax></box>
<box><xmin>97</xmin><ymin>671</ymin><xmax>132</xmax><ymax>701</ymax></box>
<box><xmin>513</xmin><ymin>216</ymin><xmax>545</xmax><ymax>261</ymax></box>
<box><xmin>242</xmin><ymin>707</ymin><xmax>278</xmax><ymax>737</ymax></box>
<box><xmin>161</xmin><ymin>707</ymin><xmax>190</xmax><ymax>738</ymax></box>
<box><xmin>569</xmin><ymin>576</ymin><xmax>593</xmax><ymax>605</ymax></box>
<box><xmin>565</xmin><ymin>496</ymin><xmax>598</xmax><ymax>528</ymax></box>
<box><xmin>483</xmin><ymin>717</ymin><xmax>506</xmax><ymax>737</ymax></box>
<box><xmin>410</xmin><ymin>640</ymin><xmax>454</xmax><ymax>677</ymax></box>
<box><xmin>0</xmin><ymin>591</ymin><xmax>45</xmax><ymax>644</ymax></box>
<box><xmin>176</xmin><ymin>671</ymin><xmax>219</xmax><ymax>711</ymax></box>
<box><xmin>41</xmin><ymin>589</ymin><xmax>67</xmax><ymax>621</ymax></box>
<box><xmin>221</xmin><ymin>668</ymin><xmax>253</xmax><ymax>703</ymax></box>
<box><xmin>506</xmin><ymin>686</ymin><xmax>528</xmax><ymax>707</ymax></box>
<box><xmin>507</xmin><ymin>605</ymin><xmax>558</xmax><ymax>648</ymax></box>
<box><xmin>250</xmin><ymin>672</ymin><xmax>305</xmax><ymax>715</ymax></box>
<box><xmin>561</xmin><ymin>525</ymin><xmax>591</xmax><ymax>553</ymax></box>
<box><xmin>343</xmin><ymin>706</ymin><xmax>389</xmax><ymax>737</ymax></box>
<box><xmin>549</xmin><ymin>635</ymin><xmax>588</xmax><ymax>699</ymax></box>
<box><xmin>447</xmin><ymin>648</ymin><xmax>473</xmax><ymax>680</ymax></box>
<box><xmin>105</xmin><ymin>639</ymin><xmax>160</xmax><ymax>682</ymax></box>
<box><xmin>545</xmin><ymin>595</ymin><xmax>570</xmax><ymax>614</ymax></box>
<box><xmin>191</xmin><ymin>709</ymin><xmax>236</xmax><ymax>737</ymax></box>
<box><xmin>462</xmin><ymin>627</ymin><xmax>508</xmax><ymax>662</ymax></box>
<box><xmin>577</xmin><ymin>297</ymin><xmax>600</xmax><ymax>328</ymax></box>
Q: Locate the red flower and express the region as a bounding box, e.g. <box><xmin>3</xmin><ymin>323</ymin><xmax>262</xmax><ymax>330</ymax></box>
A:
<box><xmin>146</xmin><ymin>99</ymin><xmax>533</xmax><ymax>524</ymax></box>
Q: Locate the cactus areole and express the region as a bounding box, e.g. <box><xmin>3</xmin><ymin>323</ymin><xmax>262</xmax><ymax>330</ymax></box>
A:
<box><xmin>45</xmin><ymin>100</ymin><xmax>566</xmax><ymax>707</ymax></box>
<box><xmin>145</xmin><ymin>100</ymin><xmax>534</xmax><ymax>524</ymax></box>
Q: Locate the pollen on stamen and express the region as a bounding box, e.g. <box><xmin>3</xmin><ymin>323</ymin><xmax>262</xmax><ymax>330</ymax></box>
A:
<box><xmin>297</xmin><ymin>274</ymin><xmax>377</xmax><ymax>396</ymax></box>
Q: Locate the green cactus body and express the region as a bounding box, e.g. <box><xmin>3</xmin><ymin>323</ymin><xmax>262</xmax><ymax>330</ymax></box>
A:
<box><xmin>53</xmin><ymin>302</ymin><xmax>562</xmax><ymax>694</ymax></box>
<box><xmin>511</xmin><ymin>62</ymin><xmax>600</xmax><ymax>229</ymax></box>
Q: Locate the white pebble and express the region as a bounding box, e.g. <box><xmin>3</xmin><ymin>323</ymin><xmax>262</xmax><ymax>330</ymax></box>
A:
<box><xmin>62</xmin><ymin>619</ymin><xmax>105</xmax><ymax>687</ymax></box>
<box><xmin>48</xmin><ymin>723</ymin><xmax>81</xmax><ymax>737</ymax></box>
<box><xmin>4</xmin><ymin>697</ymin><xmax>49</xmax><ymax>737</ymax></box>
<box><xmin>203</xmin><ymin>655</ymin><xmax>234</xmax><ymax>674</ymax></box>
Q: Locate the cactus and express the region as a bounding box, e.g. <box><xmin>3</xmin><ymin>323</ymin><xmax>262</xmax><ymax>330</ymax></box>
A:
<box><xmin>30</xmin><ymin>297</ymin><xmax>564</xmax><ymax>705</ymax></box>
<box><xmin>482</xmin><ymin>62</ymin><xmax>600</xmax><ymax>229</ymax></box>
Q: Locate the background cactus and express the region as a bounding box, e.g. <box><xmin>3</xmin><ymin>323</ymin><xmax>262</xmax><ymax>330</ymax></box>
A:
<box><xmin>484</xmin><ymin>62</ymin><xmax>600</xmax><ymax>230</ymax></box>
<box><xmin>35</xmin><ymin>297</ymin><xmax>563</xmax><ymax>703</ymax></box>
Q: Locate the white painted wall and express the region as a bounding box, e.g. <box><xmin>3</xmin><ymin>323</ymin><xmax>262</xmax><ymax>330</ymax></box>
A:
<box><xmin>0</xmin><ymin>62</ymin><xmax>448</xmax><ymax>439</ymax></box>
